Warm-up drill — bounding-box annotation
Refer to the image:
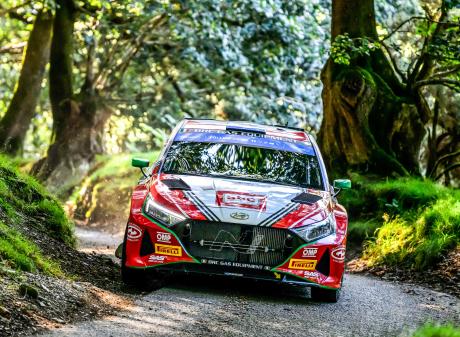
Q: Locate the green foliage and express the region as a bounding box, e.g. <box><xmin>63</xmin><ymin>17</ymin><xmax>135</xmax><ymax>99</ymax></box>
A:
<box><xmin>341</xmin><ymin>174</ymin><xmax>460</xmax><ymax>270</ymax></box>
<box><xmin>411</xmin><ymin>324</ymin><xmax>460</xmax><ymax>337</ymax></box>
<box><xmin>0</xmin><ymin>221</ymin><xmax>62</xmax><ymax>276</ymax></box>
<box><xmin>0</xmin><ymin>155</ymin><xmax>75</xmax><ymax>246</ymax></box>
<box><xmin>69</xmin><ymin>151</ymin><xmax>159</xmax><ymax>222</ymax></box>
<box><xmin>347</xmin><ymin>220</ymin><xmax>381</xmax><ymax>245</ymax></box>
<box><xmin>330</xmin><ymin>33</ymin><xmax>380</xmax><ymax>65</ymax></box>
<box><xmin>339</xmin><ymin>175</ymin><xmax>452</xmax><ymax>219</ymax></box>
<box><xmin>90</xmin><ymin>151</ymin><xmax>159</xmax><ymax>182</ymax></box>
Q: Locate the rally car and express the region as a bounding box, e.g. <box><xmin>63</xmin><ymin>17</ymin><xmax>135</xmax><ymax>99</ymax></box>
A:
<box><xmin>120</xmin><ymin>119</ymin><xmax>351</xmax><ymax>302</ymax></box>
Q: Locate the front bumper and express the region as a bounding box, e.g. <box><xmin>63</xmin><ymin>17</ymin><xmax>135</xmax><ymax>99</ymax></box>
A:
<box><xmin>125</xmin><ymin>212</ymin><xmax>346</xmax><ymax>289</ymax></box>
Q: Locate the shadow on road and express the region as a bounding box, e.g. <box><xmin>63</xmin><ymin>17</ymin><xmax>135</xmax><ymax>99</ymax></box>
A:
<box><xmin>149</xmin><ymin>274</ymin><xmax>313</xmax><ymax>305</ymax></box>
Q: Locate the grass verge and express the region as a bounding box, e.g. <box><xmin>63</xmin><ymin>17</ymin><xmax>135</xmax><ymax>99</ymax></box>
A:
<box><xmin>0</xmin><ymin>221</ymin><xmax>62</xmax><ymax>276</ymax></box>
<box><xmin>0</xmin><ymin>154</ymin><xmax>74</xmax><ymax>275</ymax></box>
<box><xmin>339</xmin><ymin>174</ymin><xmax>459</xmax><ymax>270</ymax></box>
<box><xmin>411</xmin><ymin>324</ymin><xmax>460</xmax><ymax>337</ymax></box>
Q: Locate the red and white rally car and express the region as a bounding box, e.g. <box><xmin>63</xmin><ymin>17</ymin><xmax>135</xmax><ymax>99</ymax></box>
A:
<box><xmin>120</xmin><ymin>119</ymin><xmax>351</xmax><ymax>302</ymax></box>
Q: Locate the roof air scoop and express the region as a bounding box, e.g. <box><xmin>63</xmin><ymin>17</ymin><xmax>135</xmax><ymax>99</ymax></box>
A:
<box><xmin>291</xmin><ymin>192</ymin><xmax>322</xmax><ymax>205</ymax></box>
<box><xmin>161</xmin><ymin>178</ymin><xmax>191</xmax><ymax>190</ymax></box>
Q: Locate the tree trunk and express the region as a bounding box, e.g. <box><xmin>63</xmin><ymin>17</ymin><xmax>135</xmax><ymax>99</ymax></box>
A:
<box><xmin>0</xmin><ymin>11</ymin><xmax>53</xmax><ymax>155</ymax></box>
<box><xmin>318</xmin><ymin>0</ymin><xmax>426</xmax><ymax>176</ymax></box>
<box><xmin>31</xmin><ymin>0</ymin><xmax>112</xmax><ymax>195</ymax></box>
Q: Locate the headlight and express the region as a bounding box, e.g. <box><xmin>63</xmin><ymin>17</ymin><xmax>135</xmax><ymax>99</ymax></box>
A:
<box><xmin>292</xmin><ymin>215</ymin><xmax>335</xmax><ymax>242</ymax></box>
<box><xmin>144</xmin><ymin>194</ymin><xmax>186</xmax><ymax>227</ymax></box>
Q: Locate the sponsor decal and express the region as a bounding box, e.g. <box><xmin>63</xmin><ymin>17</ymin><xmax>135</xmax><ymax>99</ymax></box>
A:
<box><xmin>302</xmin><ymin>247</ymin><xmax>318</xmax><ymax>258</ymax></box>
<box><xmin>148</xmin><ymin>255</ymin><xmax>166</xmax><ymax>263</ymax></box>
<box><xmin>201</xmin><ymin>259</ymin><xmax>271</xmax><ymax>270</ymax></box>
<box><xmin>216</xmin><ymin>191</ymin><xmax>267</xmax><ymax>211</ymax></box>
<box><xmin>127</xmin><ymin>224</ymin><xmax>142</xmax><ymax>241</ymax></box>
<box><xmin>156</xmin><ymin>232</ymin><xmax>172</xmax><ymax>243</ymax></box>
<box><xmin>288</xmin><ymin>259</ymin><xmax>317</xmax><ymax>271</ymax></box>
<box><xmin>230</xmin><ymin>212</ymin><xmax>249</xmax><ymax>220</ymax></box>
<box><xmin>154</xmin><ymin>244</ymin><xmax>182</xmax><ymax>257</ymax></box>
<box><xmin>303</xmin><ymin>271</ymin><xmax>319</xmax><ymax>278</ymax></box>
<box><xmin>273</xmin><ymin>272</ymin><xmax>282</xmax><ymax>279</ymax></box>
<box><xmin>331</xmin><ymin>246</ymin><xmax>346</xmax><ymax>262</ymax></box>
<box><xmin>175</xmin><ymin>130</ymin><xmax>315</xmax><ymax>155</ymax></box>
<box><xmin>131</xmin><ymin>208</ymin><xmax>142</xmax><ymax>214</ymax></box>
<box><xmin>132</xmin><ymin>190</ymin><xmax>147</xmax><ymax>199</ymax></box>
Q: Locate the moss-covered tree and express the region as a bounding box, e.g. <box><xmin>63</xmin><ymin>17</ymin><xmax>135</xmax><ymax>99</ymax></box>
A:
<box><xmin>0</xmin><ymin>11</ymin><xmax>53</xmax><ymax>155</ymax></box>
<box><xmin>31</xmin><ymin>0</ymin><xmax>166</xmax><ymax>193</ymax></box>
<box><xmin>31</xmin><ymin>0</ymin><xmax>112</xmax><ymax>192</ymax></box>
<box><xmin>318</xmin><ymin>0</ymin><xmax>459</xmax><ymax>177</ymax></box>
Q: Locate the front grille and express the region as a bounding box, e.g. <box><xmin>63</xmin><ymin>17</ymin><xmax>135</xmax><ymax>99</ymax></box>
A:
<box><xmin>184</xmin><ymin>221</ymin><xmax>294</xmax><ymax>267</ymax></box>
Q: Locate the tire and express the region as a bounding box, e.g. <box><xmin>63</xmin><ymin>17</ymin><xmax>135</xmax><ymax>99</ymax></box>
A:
<box><xmin>121</xmin><ymin>228</ymin><xmax>164</xmax><ymax>291</ymax></box>
<box><xmin>310</xmin><ymin>286</ymin><xmax>340</xmax><ymax>303</ymax></box>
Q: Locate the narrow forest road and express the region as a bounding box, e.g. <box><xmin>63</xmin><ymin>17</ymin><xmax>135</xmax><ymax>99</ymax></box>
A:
<box><xmin>35</xmin><ymin>226</ymin><xmax>460</xmax><ymax>337</ymax></box>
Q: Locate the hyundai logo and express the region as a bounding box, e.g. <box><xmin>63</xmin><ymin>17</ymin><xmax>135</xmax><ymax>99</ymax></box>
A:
<box><xmin>230</xmin><ymin>212</ymin><xmax>249</xmax><ymax>220</ymax></box>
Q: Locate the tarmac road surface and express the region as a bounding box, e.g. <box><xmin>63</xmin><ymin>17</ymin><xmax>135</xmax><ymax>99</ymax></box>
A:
<box><xmin>37</xmin><ymin>271</ymin><xmax>459</xmax><ymax>337</ymax></box>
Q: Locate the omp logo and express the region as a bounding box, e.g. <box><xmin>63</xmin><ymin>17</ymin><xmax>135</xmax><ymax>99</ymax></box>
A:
<box><xmin>154</xmin><ymin>244</ymin><xmax>182</xmax><ymax>257</ymax></box>
<box><xmin>209</xmin><ymin>230</ymin><xmax>264</xmax><ymax>254</ymax></box>
<box><xmin>288</xmin><ymin>259</ymin><xmax>317</xmax><ymax>270</ymax></box>
<box><xmin>156</xmin><ymin>232</ymin><xmax>172</xmax><ymax>243</ymax></box>
<box><xmin>127</xmin><ymin>224</ymin><xmax>142</xmax><ymax>241</ymax></box>
<box><xmin>331</xmin><ymin>246</ymin><xmax>346</xmax><ymax>262</ymax></box>
<box><xmin>302</xmin><ymin>247</ymin><xmax>318</xmax><ymax>257</ymax></box>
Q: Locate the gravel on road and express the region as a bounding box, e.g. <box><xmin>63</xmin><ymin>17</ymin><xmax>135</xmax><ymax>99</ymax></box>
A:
<box><xmin>36</xmin><ymin>272</ymin><xmax>460</xmax><ymax>337</ymax></box>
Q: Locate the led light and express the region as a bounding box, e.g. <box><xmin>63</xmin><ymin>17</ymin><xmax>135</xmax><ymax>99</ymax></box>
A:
<box><xmin>144</xmin><ymin>194</ymin><xmax>186</xmax><ymax>227</ymax></box>
<box><xmin>292</xmin><ymin>215</ymin><xmax>335</xmax><ymax>242</ymax></box>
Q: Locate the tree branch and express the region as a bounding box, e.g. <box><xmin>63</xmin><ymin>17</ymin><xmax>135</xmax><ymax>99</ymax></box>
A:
<box><xmin>380</xmin><ymin>16</ymin><xmax>424</xmax><ymax>42</ymax></box>
<box><xmin>429</xmin><ymin>150</ymin><xmax>460</xmax><ymax>178</ymax></box>
<box><xmin>414</xmin><ymin>78</ymin><xmax>460</xmax><ymax>89</ymax></box>
<box><xmin>434</xmin><ymin>163</ymin><xmax>460</xmax><ymax>181</ymax></box>
<box><xmin>380</xmin><ymin>41</ymin><xmax>407</xmax><ymax>82</ymax></box>
<box><xmin>0</xmin><ymin>42</ymin><xmax>26</xmax><ymax>54</ymax></box>
<box><xmin>430</xmin><ymin>64</ymin><xmax>460</xmax><ymax>78</ymax></box>
<box><xmin>0</xmin><ymin>0</ymin><xmax>32</xmax><ymax>17</ymax></box>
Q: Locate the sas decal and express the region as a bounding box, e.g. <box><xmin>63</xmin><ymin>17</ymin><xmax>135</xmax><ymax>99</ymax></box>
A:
<box><xmin>303</xmin><ymin>271</ymin><xmax>319</xmax><ymax>279</ymax></box>
<box><xmin>148</xmin><ymin>255</ymin><xmax>166</xmax><ymax>263</ymax></box>
<box><xmin>154</xmin><ymin>244</ymin><xmax>182</xmax><ymax>257</ymax></box>
<box><xmin>288</xmin><ymin>259</ymin><xmax>317</xmax><ymax>271</ymax></box>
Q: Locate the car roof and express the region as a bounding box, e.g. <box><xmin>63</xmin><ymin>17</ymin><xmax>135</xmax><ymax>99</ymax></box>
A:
<box><xmin>182</xmin><ymin>119</ymin><xmax>310</xmax><ymax>142</ymax></box>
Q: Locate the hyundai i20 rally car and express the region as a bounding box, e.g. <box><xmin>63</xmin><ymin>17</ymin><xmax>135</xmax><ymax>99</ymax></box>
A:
<box><xmin>120</xmin><ymin>119</ymin><xmax>351</xmax><ymax>302</ymax></box>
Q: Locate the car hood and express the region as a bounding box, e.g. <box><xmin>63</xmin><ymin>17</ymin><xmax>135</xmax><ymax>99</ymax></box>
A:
<box><xmin>152</xmin><ymin>174</ymin><xmax>331</xmax><ymax>229</ymax></box>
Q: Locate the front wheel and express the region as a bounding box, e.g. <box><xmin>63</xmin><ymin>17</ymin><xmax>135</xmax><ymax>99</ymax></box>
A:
<box><xmin>310</xmin><ymin>286</ymin><xmax>340</xmax><ymax>302</ymax></box>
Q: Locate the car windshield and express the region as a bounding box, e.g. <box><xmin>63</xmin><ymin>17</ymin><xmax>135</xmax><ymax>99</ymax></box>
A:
<box><xmin>162</xmin><ymin>142</ymin><xmax>323</xmax><ymax>190</ymax></box>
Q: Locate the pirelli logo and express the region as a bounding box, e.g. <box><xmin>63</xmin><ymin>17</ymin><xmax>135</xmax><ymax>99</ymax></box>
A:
<box><xmin>288</xmin><ymin>259</ymin><xmax>317</xmax><ymax>271</ymax></box>
<box><xmin>154</xmin><ymin>244</ymin><xmax>182</xmax><ymax>257</ymax></box>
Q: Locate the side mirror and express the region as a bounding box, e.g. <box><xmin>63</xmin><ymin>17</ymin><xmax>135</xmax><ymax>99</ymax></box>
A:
<box><xmin>333</xmin><ymin>179</ymin><xmax>351</xmax><ymax>190</ymax></box>
<box><xmin>132</xmin><ymin>158</ymin><xmax>150</xmax><ymax>168</ymax></box>
<box><xmin>332</xmin><ymin>179</ymin><xmax>351</xmax><ymax>197</ymax></box>
<box><xmin>132</xmin><ymin>158</ymin><xmax>150</xmax><ymax>177</ymax></box>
